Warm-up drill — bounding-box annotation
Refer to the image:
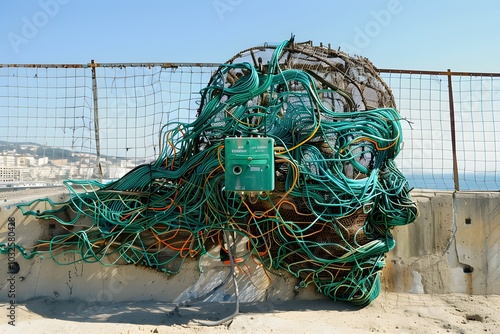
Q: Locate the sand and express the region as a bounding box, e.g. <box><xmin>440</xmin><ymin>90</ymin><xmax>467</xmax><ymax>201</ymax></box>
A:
<box><xmin>1</xmin><ymin>292</ymin><xmax>500</xmax><ymax>334</ymax></box>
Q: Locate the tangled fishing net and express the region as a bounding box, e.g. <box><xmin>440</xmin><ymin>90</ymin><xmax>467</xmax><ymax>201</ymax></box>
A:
<box><xmin>6</xmin><ymin>38</ymin><xmax>418</xmax><ymax>307</ymax></box>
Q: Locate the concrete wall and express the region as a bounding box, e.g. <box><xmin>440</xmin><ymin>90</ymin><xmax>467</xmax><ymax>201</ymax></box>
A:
<box><xmin>383</xmin><ymin>190</ymin><xmax>500</xmax><ymax>295</ymax></box>
<box><xmin>1</xmin><ymin>188</ymin><xmax>499</xmax><ymax>305</ymax></box>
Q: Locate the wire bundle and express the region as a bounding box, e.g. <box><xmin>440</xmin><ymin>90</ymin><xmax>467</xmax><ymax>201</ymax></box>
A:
<box><xmin>3</xmin><ymin>38</ymin><xmax>418</xmax><ymax>306</ymax></box>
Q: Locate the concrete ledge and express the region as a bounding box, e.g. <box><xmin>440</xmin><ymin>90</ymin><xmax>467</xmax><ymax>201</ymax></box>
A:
<box><xmin>1</xmin><ymin>188</ymin><xmax>499</xmax><ymax>304</ymax></box>
<box><xmin>384</xmin><ymin>189</ymin><xmax>500</xmax><ymax>295</ymax></box>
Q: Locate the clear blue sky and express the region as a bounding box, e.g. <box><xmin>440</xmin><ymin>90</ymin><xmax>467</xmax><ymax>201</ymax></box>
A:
<box><xmin>1</xmin><ymin>0</ymin><xmax>500</xmax><ymax>72</ymax></box>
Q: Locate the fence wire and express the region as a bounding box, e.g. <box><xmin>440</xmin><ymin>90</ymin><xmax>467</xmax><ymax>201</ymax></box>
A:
<box><xmin>92</xmin><ymin>64</ymin><xmax>214</xmax><ymax>177</ymax></box>
<box><xmin>0</xmin><ymin>65</ymin><xmax>94</xmax><ymax>154</ymax></box>
<box><xmin>380</xmin><ymin>71</ymin><xmax>454</xmax><ymax>190</ymax></box>
<box><xmin>379</xmin><ymin>70</ymin><xmax>500</xmax><ymax>190</ymax></box>
<box><xmin>0</xmin><ymin>63</ymin><xmax>215</xmax><ymax>183</ymax></box>
<box><xmin>453</xmin><ymin>75</ymin><xmax>499</xmax><ymax>190</ymax></box>
<box><xmin>0</xmin><ymin>63</ymin><xmax>499</xmax><ymax>190</ymax></box>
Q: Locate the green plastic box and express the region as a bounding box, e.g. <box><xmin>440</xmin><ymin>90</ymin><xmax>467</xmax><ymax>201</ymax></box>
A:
<box><xmin>224</xmin><ymin>137</ymin><xmax>275</xmax><ymax>192</ymax></box>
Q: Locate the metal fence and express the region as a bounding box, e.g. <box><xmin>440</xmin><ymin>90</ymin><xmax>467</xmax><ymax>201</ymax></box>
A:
<box><xmin>379</xmin><ymin>69</ymin><xmax>500</xmax><ymax>191</ymax></box>
<box><xmin>0</xmin><ymin>62</ymin><xmax>498</xmax><ymax>191</ymax></box>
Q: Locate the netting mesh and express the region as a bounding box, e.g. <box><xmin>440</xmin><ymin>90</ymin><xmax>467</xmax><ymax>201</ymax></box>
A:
<box><xmin>0</xmin><ymin>64</ymin><xmax>216</xmax><ymax>184</ymax></box>
<box><xmin>2</xmin><ymin>61</ymin><xmax>498</xmax><ymax>190</ymax></box>
<box><xmin>380</xmin><ymin>71</ymin><xmax>500</xmax><ymax>190</ymax></box>
<box><xmin>94</xmin><ymin>65</ymin><xmax>210</xmax><ymax>162</ymax></box>
<box><xmin>224</xmin><ymin>40</ymin><xmax>396</xmax><ymax>112</ymax></box>
<box><xmin>0</xmin><ymin>65</ymin><xmax>94</xmax><ymax>154</ymax></box>
<box><xmin>453</xmin><ymin>75</ymin><xmax>499</xmax><ymax>189</ymax></box>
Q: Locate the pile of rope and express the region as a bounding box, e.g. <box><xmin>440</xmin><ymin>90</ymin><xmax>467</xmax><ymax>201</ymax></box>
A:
<box><xmin>4</xmin><ymin>38</ymin><xmax>418</xmax><ymax>307</ymax></box>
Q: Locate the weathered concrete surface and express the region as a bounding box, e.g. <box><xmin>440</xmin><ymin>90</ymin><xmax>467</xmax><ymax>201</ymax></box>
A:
<box><xmin>0</xmin><ymin>188</ymin><xmax>320</xmax><ymax>304</ymax></box>
<box><xmin>1</xmin><ymin>188</ymin><xmax>499</xmax><ymax>304</ymax></box>
<box><xmin>451</xmin><ymin>192</ymin><xmax>500</xmax><ymax>294</ymax></box>
<box><xmin>383</xmin><ymin>190</ymin><xmax>500</xmax><ymax>296</ymax></box>
<box><xmin>383</xmin><ymin>190</ymin><xmax>454</xmax><ymax>294</ymax></box>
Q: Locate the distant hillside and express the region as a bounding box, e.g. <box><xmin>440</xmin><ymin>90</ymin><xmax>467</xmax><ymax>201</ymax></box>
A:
<box><xmin>0</xmin><ymin>141</ymin><xmax>126</xmax><ymax>163</ymax></box>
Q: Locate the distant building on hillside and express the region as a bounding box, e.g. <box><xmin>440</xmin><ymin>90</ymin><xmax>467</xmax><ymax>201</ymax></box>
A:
<box><xmin>0</xmin><ymin>167</ymin><xmax>21</xmax><ymax>182</ymax></box>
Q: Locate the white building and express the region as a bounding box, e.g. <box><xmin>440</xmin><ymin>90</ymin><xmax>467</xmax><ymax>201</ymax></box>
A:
<box><xmin>0</xmin><ymin>167</ymin><xmax>22</xmax><ymax>182</ymax></box>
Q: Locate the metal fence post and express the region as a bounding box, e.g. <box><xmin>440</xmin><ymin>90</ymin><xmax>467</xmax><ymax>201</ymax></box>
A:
<box><xmin>90</xmin><ymin>60</ymin><xmax>102</xmax><ymax>180</ymax></box>
<box><xmin>447</xmin><ymin>69</ymin><xmax>460</xmax><ymax>191</ymax></box>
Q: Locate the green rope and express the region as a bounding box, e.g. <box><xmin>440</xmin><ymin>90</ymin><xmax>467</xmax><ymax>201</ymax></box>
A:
<box><xmin>1</xmin><ymin>39</ymin><xmax>418</xmax><ymax>306</ymax></box>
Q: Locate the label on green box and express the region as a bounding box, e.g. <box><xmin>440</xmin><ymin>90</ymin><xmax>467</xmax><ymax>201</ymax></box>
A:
<box><xmin>224</xmin><ymin>137</ymin><xmax>275</xmax><ymax>192</ymax></box>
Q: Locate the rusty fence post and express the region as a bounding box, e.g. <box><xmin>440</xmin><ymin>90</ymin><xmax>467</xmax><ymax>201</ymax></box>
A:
<box><xmin>447</xmin><ymin>69</ymin><xmax>460</xmax><ymax>191</ymax></box>
<box><xmin>90</xmin><ymin>60</ymin><xmax>102</xmax><ymax>180</ymax></box>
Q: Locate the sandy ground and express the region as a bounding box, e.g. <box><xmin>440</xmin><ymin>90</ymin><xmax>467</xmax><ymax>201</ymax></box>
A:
<box><xmin>1</xmin><ymin>292</ymin><xmax>499</xmax><ymax>334</ymax></box>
